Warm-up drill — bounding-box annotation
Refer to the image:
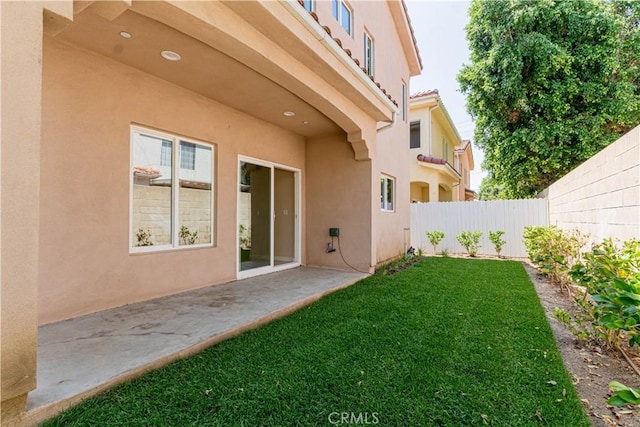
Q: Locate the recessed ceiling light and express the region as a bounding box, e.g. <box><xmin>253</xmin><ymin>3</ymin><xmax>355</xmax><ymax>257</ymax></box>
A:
<box><xmin>302</xmin><ymin>121</ymin><xmax>309</xmax><ymax>124</ymax></box>
<box><xmin>283</xmin><ymin>111</ymin><xmax>295</xmax><ymax>117</ymax></box>
<box><xmin>161</xmin><ymin>50</ymin><xmax>181</xmax><ymax>61</ymax></box>
<box><xmin>119</xmin><ymin>31</ymin><xmax>132</xmax><ymax>39</ymax></box>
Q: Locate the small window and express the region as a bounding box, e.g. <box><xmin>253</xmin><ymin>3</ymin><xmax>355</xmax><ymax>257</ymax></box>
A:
<box><xmin>410</xmin><ymin>121</ymin><xmax>421</xmax><ymax>149</ymax></box>
<box><xmin>442</xmin><ymin>137</ymin><xmax>448</xmax><ymax>163</ymax></box>
<box><xmin>160</xmin><ymin>140</ymin><xmax>172</xmax><ymax>167</ymax></box>
<box><xmin>364</xmin><ymin>31</ymin><xmax>374</xmax><ymax>77</ymax></box>
<box><xmin>131</xmin><ymin>126</ymin><xmax>214</xmax><ymax>251</ymax></box>
<box><xmin>380</xmin><ymin>175</ymin><xmax>395</xmax><ymax>212</ymax></box>
<box><xmin>333</xmin><ymin>0</ymin><xmax>352</xmax><ymax>35</ymax></box>
<box><xmin>180</xmin><ymin>142</ymin><xmax>196</xmax><ymax>170</ymax></box>
<box><xmin>303</xmin><ymin>0</ymin><xmax>314</xmax><ymax>12</ymax></box>
<box><xmin>401</xmin><ymin>82</ymin><xmax>407</xmax><ymax>122</ymax></box>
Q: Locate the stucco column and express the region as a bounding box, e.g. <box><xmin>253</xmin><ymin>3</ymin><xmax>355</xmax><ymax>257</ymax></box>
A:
<box><xmin>0</xmin><ymin>1</ymin><xmax>71</xmax><ymax>422</ymax></box>
<box><xmin>429</xmin><ymin>181</ymin><xmax>439</xmax><ymax>202</ymax></box>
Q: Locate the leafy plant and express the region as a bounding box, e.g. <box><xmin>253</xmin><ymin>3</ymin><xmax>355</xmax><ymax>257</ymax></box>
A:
<box><xmin>608</xmin><ymin>381</ymin><xmax>640</xmax><ymax>407</ymax></box>
<box><xmin>523</xmin><ymin>226</ymin><xmax>586</xmax><ymax>290</ymax></box>
<box><xmin>553</xmin><ymin>307</ymin><xmax>593</xmax><ymax>343</ymax></box>
<box><xmin>239</xmin><ymin>225</ymin><xmax>251</xmax><ymax>249</ymax></box>
<box><xmin>569</xmin><ymin>239</ymin><xmax>640</xmax><ymax>349</ymax></box>
<box><xmin>416</xmin><ymin>247</ymin><xmax>424</xmax><ymax>258</ymax></box>
<box><xmin>136</xmin><ymin>228</ymin><xmax>154</xmax><ymax>247</ymax></box>
<box><xmin>489</xmin><ymin>230</ymin><xmax>506</xmax><ymax>257</ymax></box>
<box><xmin>440</xmin><ymin>248</ymin><xmax>450</xmax><ymax>258</ymax></box>
<box><xmin>425</xmin><ymin>230</ymin><xmax>445</xmax><ymax>255</ymax></box>
<box><xmin>456</xmin><ymin>231</ymin><xmax>483</xmax><ymax>257</ymax></box>
<box><xmin>179</xmin><ymin>225</ymin><xmax>198</xmax><ymax>246</ymax></box>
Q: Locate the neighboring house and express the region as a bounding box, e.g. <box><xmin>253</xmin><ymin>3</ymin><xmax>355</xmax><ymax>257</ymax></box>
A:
<box><xmin>0</xmin><ymin>0</ymin><xmax>421</xmax><ymax>422</ymax></box>
<box><xmin>455</xmin><ymin>140</ymin><xmax>477</xmax><ymax>201</ymax></box>
<box><xmin>408</xmin><ymin>89</ymin><xmax>473</xmax><ymax>202</ymax></box>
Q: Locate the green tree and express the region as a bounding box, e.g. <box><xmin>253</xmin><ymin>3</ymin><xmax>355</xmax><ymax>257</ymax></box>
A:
<box><xmin>459</xmin><ymin>0</ymin><xmax>640</xmax><ymax>198</ymax></box>
<box><xmin>478</xmin><ymin>176</ymin><xmax>508</xmax><ymax>200</ymax></box>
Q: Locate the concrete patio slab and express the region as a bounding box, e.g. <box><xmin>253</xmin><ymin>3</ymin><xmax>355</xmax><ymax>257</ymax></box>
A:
<box><xmin>25</xmin><ymin>267</ymin><xmax>367</xmax><ymax>425</ymax></box>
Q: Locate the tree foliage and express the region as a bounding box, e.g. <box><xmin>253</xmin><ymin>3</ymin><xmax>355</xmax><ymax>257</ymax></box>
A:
<box><xmin>459</xmin><ymin>0</ymin><xmax>640</xmax><ymax>198</ymax></box>
<box><xmin>478</xmin><ymin>176</ymin><xmax>508</xmax><ymax>200</ymax></box>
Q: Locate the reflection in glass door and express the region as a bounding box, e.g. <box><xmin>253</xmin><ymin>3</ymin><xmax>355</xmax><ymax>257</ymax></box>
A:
<box><xmin>239</xmin><ymin>161</ymin><xmax>271</xmax><ymax>272</ymax></box>
<box><xmin>274</xmin><ymin>168</ymin><xmax>295</xmax><ymax>265</ymax></box>
<box><xmin>238</xmin><ymin>158</ymin><xmax>299</xmax><ymax>275</ymax></box>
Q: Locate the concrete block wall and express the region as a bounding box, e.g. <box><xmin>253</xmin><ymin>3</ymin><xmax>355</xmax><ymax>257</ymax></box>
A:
<box><xmin>545</xmin><ymin>126</ymin><xmax>640</xmax><ymax>244</ymax></box>
<box><xmin>132</xmin><ymin>185</ymin><xmax>212</xmax><ymax>246</ymax></box>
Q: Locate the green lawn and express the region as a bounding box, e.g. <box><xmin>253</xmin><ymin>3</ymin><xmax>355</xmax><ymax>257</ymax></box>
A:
<box><xmin>43</xmin><ymin>258</ymin><xmax>589</xmax><ymax>426</ymax></box>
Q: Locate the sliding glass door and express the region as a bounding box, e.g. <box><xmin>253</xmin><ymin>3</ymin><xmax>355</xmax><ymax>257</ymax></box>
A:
<box><xmin>238</xmin><ymin>158</ymin><xmax>299</xmax><ymax>277</ymax></box>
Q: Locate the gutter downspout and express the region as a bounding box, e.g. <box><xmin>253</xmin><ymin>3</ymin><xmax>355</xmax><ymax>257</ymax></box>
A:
<box><xmin>376</xmin><ymin>111</ymin><xmax>396</xmax><ymax>132</ymax></box>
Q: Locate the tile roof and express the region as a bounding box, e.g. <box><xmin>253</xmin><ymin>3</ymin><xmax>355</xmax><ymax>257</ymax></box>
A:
<box><xmin>410</xmin><ymin>89</ymin><xmax>439</xmax><ymax>99</ymax></box>
<box><xmin>297</xmin><ymin>0</ymin><xmax>399</xmax><ymax>107</ymax></box>
<box><xmin>400</xmin><ymin>0</ymin><xmax>424</xmax><ymax>70</ymax></box>
<box><xmin>455</xmin><ymin>139</ymin><xmax>471</xmax><ymax>151</ymax></box>
<box><xmin>133</xmin><ymin>166</ymin><xmax>161</xmax><ymax>178</ymax></box>
<box><xmin>416</xmin><ymin>154</ymin><xmax>446</xmax><ymax>165</ymax></box>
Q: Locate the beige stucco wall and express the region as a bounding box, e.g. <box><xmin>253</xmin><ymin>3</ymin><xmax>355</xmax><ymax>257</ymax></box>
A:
<box><xmin>305</xmin><ymin>134</ymin><xmax>374</xmax><ymax>272</ymax></box>
<box><xmin>1</xmin><ymin>0</ymin><xmax>75</xmax><ymax>420</ymax></box>
<box><xmin>39</xmin><ymin>37</ymin><xmax>307</xmax><ymax>324</ymax></box>
<box><xmin>313</xmin><ymin>0</ymin><xmax>414</xmax><ymax>264</ymax></box>
<box><xmin>2</xmin><ymin>0</ymin><xmax>419</xmax><ymax>422</ymax></box>
<box><xmin>546</xmin><ymin>126</ymin><xmax>640</xmax><ymax>243</ymax></box>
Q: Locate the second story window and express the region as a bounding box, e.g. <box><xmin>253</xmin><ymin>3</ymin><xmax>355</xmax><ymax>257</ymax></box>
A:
<box><xmin>333</xmin><ymin>0</ymin><xmax>352</xmax><ymax>35</ymax></box>
<box><xmin>410</xmin><ymin>121</ymin><xmax>421</xmax><ymax>149</ymax></box>
<box><xmin>364</xmin><ymin>32</ymin><xmax>374</xmax><ymax>76</ymax></box>
<box><xmin>442</xmin><ymin>137</ymin><xmax>449</xmax><ymax>163</ymax></box>
<box><xmin>303</xmin><ymin>0</ymin><xmax>314</xmax><ymax>12</ymax></box>
<box><xmin>401</xmin><ymin>82</ymin><xmax>407</xmax><ymax>121</ymax></box>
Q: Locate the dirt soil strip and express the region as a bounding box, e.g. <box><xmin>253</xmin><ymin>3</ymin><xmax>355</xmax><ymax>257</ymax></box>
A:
<box><xmin>523</xmin><ymin>261</ymin><xmax>640</xmax><ymax>427</ymax></box>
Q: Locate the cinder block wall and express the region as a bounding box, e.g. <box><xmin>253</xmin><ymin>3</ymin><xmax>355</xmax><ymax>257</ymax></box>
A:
<box><xmin>545</xmin><ymin>126</ymin><xmax>640</xmax><ymax>244</ymax></box>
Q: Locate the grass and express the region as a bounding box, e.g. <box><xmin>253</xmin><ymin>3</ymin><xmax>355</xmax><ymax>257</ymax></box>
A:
<box><xmin>43</xmin><ymin>258</ymin><xmax>589</xmax><ymax>426</ymax></box>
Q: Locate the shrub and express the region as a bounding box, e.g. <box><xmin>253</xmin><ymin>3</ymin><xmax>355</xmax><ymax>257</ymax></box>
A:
<box><xmin>523</xmin><ymin>226</ymin><xmax>586</xmax><ymax>289</ymax></box>
<box><xmin>489</xmin><ymin>230</ymin><xmax>506</xmax><ymax>257</ymax></box>
<box><xmin>425</xmin><ymin>230</ymin><xmax>445</xmax><ymax>255</ymax></box>
<box><xmin>179</xmin><ymin>225</ymin><xmax>198</xmax><ymax>245</ymax></box>
<box><xmin>570</xmin><ymin>238</ymin><xmax>640</xmax><ymax>349</ymax></box>
<box><xmin>136</xmin><ymin>228</ymin><xmax>153</xmax><ymax>247</ymax></box>
<box><xmin>456</xmin><ymin>231</ymin><xmax>482</xmax><ymax>257</ymax></box>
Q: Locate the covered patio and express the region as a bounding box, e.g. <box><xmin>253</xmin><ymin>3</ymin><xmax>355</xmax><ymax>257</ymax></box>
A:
<box><xmin>25</xmin><ymin>267</ymin><xmax>366</xmax><ymax>425</ymax></box>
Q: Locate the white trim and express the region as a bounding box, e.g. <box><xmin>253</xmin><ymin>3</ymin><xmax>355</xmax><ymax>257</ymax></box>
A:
<box><xmin>364</xmin><ymin>30</ymin><xmax>374</xmax><ymax>77</ymax></box>
<box><xmin>129</xmin><ymin>125</ymin><xmax>215</xmax><ymax>254</ymax></box>
<box><xmin>237</xmin><ymin>155</ymin><xmax>301</xmax><ymax>280</ymax></box>
<box><xmin>380</xmin><ymin>174</ymin><xmax>396</xmax><ymax>213</ymax></box>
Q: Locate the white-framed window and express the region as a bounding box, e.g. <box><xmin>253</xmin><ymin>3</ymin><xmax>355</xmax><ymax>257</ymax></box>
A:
<box><xmin>303</xmin><ymin>0</ymin><xmax>314</xmax><ymax>12</ymax></box>
<box><xmin>401</xmin><ymin>82</ymin><xmax>407</xmax><ymax>121</ymax></box>
<box><xmin>410</xmin><ymin>121</ymin><xmax>421</xmax><ymax>149</ymax></box>
<box><xmin>442</xmin><ymin>137</ymin><xmax>449</xmax><ymax>163</ymax></box>
<box><xmin>130</xmin><ymin>126</ymin><xmax>214</xmax><ymax>252</ymax></box>
<box><xmin>332</xmin><ymin>0</ymin><xmax>352</xmax><ymax>35</ymax></box>
<box><xmin>364</xmin><ymin>31</ymin><xmax>374</xmax><ymax>77</ymax></box>
<box><xmin>380</xmin><ymin>175</ymin><xmax>395</xmax><ymax>212</ymax></box>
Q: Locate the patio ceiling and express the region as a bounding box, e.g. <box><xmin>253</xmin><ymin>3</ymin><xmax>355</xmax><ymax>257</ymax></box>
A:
<box><xmin>51</xmin><ymin>5</ymin><xmax>342</xmax><ymax>138</ymax></box>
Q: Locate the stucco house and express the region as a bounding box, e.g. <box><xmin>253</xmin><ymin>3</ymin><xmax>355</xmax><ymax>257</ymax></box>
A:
<box><xmin>455</xmin><ymin>139</ymin><xmax>477</xmax><ymax>201</ymax></box>
<box><xmin>0</xmin><ymin>0</ymin><xmax>421</xmax><ymax>422</ymax></box>
<box><xmin>409</xmin><ymin>89</ymin><xmax>475</xmax><ymax>202</ymax></box>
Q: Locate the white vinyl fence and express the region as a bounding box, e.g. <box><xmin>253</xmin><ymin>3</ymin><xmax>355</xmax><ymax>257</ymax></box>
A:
<box><xmin>410</xmin><ymin>199</ymin><xmax>549</xmax><ymax>258</ymax></box>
